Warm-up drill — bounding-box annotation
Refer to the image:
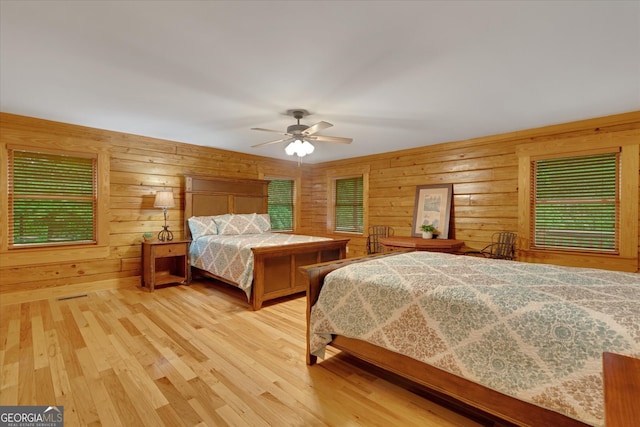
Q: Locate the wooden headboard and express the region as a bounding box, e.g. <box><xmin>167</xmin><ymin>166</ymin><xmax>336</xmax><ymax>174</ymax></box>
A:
<box><xmin>184</xmin><ymin>175</ymin><xmax>268</xmax><ymax>239</ymax></box>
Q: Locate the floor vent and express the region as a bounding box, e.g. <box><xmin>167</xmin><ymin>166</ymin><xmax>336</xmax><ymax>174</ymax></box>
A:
<box><xmin>57</xmin><ymin>294</ymin><xmax>89</xmax><ymax>301</ymax></box>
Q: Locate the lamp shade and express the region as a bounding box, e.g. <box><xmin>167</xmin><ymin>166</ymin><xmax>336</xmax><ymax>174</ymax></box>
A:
<box><xmin>154</xmin><ymin>190</ymin><xmax>175</xmax><ymax>208</ymax></box>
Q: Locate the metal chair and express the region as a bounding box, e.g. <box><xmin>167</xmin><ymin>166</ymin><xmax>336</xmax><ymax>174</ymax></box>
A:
<box><xmin>464</xmin><ymin>231</ymin><xmax>517</xmax><ymax>260</ymax></box>
<box><xmin>366</xmin><ymin>225</ymin><xmax>394</xmax><ymax>254</ymax></box>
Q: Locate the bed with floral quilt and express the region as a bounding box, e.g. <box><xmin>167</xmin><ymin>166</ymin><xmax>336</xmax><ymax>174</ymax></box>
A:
<box><xmin>184</xmin><ymin>175</ymin><xmax>349</xmax><ymax>310</ymax></box>
<box><xmin>188</xmin><ymin>213</ymin><xmax>348</xmax><ymax>310</ymax></box>
<box><xmin>304</xmin><ymin>251</ymin><xmax>639</xmax><ymax>426</ymax></box>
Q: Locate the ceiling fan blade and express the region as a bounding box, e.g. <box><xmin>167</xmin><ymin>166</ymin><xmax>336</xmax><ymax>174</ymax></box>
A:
<box><xmin>302</xmin><ymin>121</ymin><xmax>332</xmax><ymax>136</ymax></box>
<box><xmin>307</xmin><ymin>135</ymin><xmax>353</xmax><ymax>144</ymax></box>
<box><xmin>251</xmin><ymin>127</ymin><xmax>291</xmax><ymax>136</ymax></box>
<box><xmin>251</xmin><ymin>137</ymin><xmax>295</xmax><ymax>148</ymax></box>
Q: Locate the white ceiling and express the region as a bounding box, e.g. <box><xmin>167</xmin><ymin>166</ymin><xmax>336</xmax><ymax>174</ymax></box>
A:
<box><xmin>1</xmin><ymin>1</ymin><xmax>639</xmax><ymax>163</ymax></box>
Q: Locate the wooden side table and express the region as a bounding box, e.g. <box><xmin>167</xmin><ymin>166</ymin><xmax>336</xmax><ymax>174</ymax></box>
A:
<box><xmin>379</xmin><ymin>236</ymin><xmax>464</xmax><ymax>253</ymax></box>
<box><xmin>141</xmin><ymin>239</ymin><xmax>191</xmax><ymax>291</ymax></box>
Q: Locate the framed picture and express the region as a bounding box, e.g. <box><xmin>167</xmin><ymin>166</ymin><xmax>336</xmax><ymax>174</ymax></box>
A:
<box><xmin>412</xmin><ymin>184</ymin><xmax>453</xmax><ymax>238</ymax></box>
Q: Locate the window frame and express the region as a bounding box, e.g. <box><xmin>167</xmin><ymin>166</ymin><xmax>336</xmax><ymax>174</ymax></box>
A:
<box><xmin>1</xmin><ymin>142</ymin><xmax>110</xmax><ymax>267</ymax></box>
<box><xmin>326</xmin><ymin>165</ymin><xmax>370</xmax><ymax>235</ymax></box>
<box><xmin>517</xmin><ymin>133</ymin><xmax>638</xmax><ymax>271</ymax></box>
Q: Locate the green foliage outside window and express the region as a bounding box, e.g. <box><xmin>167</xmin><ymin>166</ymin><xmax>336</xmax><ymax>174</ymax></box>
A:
<box><xmin>335</xmin><ymin>176</ymin><xmax>363</xmax><ymax>233</ymax></box>
<box><xmin>533</xmin><ymin>152</ymin><xmax>618</xmax><ymax>251</ymax></box>
<box><xmin>9</xmin><ymin>149</ymin><xmax>96</xmax><ymax>246</ymax></box>
<box><xmin>268</xmin><ymin>179</ymin><xmax>294</xmax><ymax>231</ymax></box>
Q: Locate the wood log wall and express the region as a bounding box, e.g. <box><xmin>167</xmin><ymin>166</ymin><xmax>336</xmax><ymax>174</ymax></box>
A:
<box><xmin>1</xmin><ymin>111</ymin><xmax>638</xmax><ymax>304</ymax></box>
<box><xmin>0</xmin><ymin>113</ymin><xmax>302</xmax><ymax>304</ymax></box>
<box><xmin>310</xmin><ymin>112</ymin><xmax>640</xmax><ymax>268</ymax></box>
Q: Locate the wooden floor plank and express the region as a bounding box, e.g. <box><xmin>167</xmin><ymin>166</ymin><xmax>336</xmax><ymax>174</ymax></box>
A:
<box><xmin>34</xmin><ymin>366</ymin><xmax>57</xmax><ymax>404</ymax></box>
<box><xmin>1</xmin><ymin>280</ymin><xmax>494</xmax><ymax>427</ymax></box>
<box><xmin>1</xmin><ymin>318</ymin><xmax>20</xmax><ymax>394</ymax></box>
<box><xmin>54</xmin><ymin>393</ymin><xmax>82</xmax><ymax>427</ymax></box>
<box><xmin>46</xmin><ymin>296</ymin><xmax>64</xmax><ymax>324</ymax></box>
<box><xmin>31</xmin><ymin>313</ymin><xmax>48</xmax><ymax>370</ymax></box>
<box><xmin>75</xmin><ymin>347</ymin><xmax>124</xmax><ymax>427</ymax></box>
<box><xmin>55</xmin><ymin>312</ymin><xmax>85</xmax><ymax>381</ymax></box>
<box><xmin>108</xmin><ymin>330</ymin><xmax>169</xmax><ymax>409</ymax></box>
<box><xmin>68</xmin><ymin>375</ymin><xmax>100</xmax><ymax>425</ymax></box>
<box><xmin>17</xmin><ymin>304</ymin><xmax>35</xmax><ymax>404</ymax></box>
<box><xmin>100</xmin><ymin>367</ymin><xmax>147</xmax><ymax>426</ymax></box>
<box><xmin>155</xmin><ymin>403</ymin><xmax>189</xmax><ymax>427</ymax></box>
<box><xmin>0</xmin><ymin>383</ymin><xmax>17</xmax><ymax>406</ymax></box>
<box><xmin>38</xmin><ymin>299</ymin><xmax>56</xmax><ymax>332</ymax></box>
<box><xmin>154</xmin><ymin>375</ymin><xmax>204</xmax><ymax>426</ymax></box>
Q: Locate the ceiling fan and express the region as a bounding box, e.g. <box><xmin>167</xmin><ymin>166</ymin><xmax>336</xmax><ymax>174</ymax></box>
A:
<box><xmin>251</xmin><ymin>109</ymin><xmax>352</xmax><ymax>157</ymax></box>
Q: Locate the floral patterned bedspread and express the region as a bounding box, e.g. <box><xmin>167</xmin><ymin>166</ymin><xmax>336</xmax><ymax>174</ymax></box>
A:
<box><xmin>309</xmin><ymin>251</ymin><xmax>640</xmax><ymax>426</ymax></box>
<box><xmin>190</xmin><ymin>233</ymin><xmax>331</xmax><ymax>299</ymax></box>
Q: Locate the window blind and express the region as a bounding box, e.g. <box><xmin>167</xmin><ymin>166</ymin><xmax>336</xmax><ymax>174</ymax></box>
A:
<box><xmin>335</xmin><ymin>176</ymin><xmax>363</xmax><ymax>233</ymax></box>
<box><xmin>267</xmin><ymin>179</ymin><xmax>294</xmax><ymax>231</ymax></box>
<box><xmin>532</xmin><ymin>152</ymin><xmax>619</xmax><ymax>252</ymax></box>
<box><xmin>8</xmin><ymin>149</ymin><xmax>97</xmax><ymax>246</ymax></box>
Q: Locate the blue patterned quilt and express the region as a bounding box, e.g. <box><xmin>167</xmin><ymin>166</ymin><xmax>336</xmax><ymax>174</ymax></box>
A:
<box><xmin>190</xmin><ymin>233</ymin><xmax>331</xmax><ymax>299</ymax></box>
<box><xmin>309</xmin><ymin>251</ymin><xmax>640</xmax><ymax>426</ymax></box>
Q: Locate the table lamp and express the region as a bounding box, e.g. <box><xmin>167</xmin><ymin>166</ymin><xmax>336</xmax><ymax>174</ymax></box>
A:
<box><xmin>154</xmin><ymin>190</ymin><xmax>175</xmax><ymax>241</ymax></box>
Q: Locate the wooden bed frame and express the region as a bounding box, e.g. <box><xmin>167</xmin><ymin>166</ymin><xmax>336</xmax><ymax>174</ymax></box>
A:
<box><xmin>184</xmin><ymin>174</ymin><xmax>349</xmax><ymax>310</ymax></box>
<box><xmin>302</xmin><ymin>254</ymin><xmax>591</xmax><ymax>427</ymax></box>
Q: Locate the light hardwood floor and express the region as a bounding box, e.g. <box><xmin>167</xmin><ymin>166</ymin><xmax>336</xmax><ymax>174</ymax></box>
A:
<box><xmin>0</xmin><ymin>280</ymin><xmax>498</xmax><ymax>426</ymax></box>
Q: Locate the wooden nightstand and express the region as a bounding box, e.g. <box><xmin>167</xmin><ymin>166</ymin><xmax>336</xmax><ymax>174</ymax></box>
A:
<box><xmin>141</xmin><ymin>239</ymin><xmax>191</xmax><ymax>291</ymax></box>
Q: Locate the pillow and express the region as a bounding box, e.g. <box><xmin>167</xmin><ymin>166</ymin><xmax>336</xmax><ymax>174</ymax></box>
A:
<box><xmin>254</xmin><ymin>213</ymin><xmax>271</xmax><ymax>232</ymax></box>
<box><xmin>187</xmin><ymin>216</ymin><xmax>218</xmax><ymax>240</ymax></box>
<box><xmin>215</xmin><ymin>213</ymin><xmax>271</xmax><ymax>235</ymax></box>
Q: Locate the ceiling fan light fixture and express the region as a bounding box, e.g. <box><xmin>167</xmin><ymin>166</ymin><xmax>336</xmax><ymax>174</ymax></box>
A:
<box><xmin>285</xmin><ymin>139</ymin><xmax>314</xmax><ymax>157</ymax></box>
<box><xmin>251</xmin><ymin>109</ymin><xmax>351</xmax><ymax>157</ymax></box>
<box><xmin>301</xmin><ymin>140</ymin><xmax>315</xmax><ymax>154</ymax></box>
<box><xmin>285</xmin><ymin>141</ymin><xmax>297</xmax><ymax>156</ymax></box>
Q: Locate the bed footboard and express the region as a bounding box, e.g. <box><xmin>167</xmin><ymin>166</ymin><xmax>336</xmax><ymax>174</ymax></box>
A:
<box><xmin>251</xmin><ymin>238</ymin><xmax>349</xmax><ymax>310</ymax></box>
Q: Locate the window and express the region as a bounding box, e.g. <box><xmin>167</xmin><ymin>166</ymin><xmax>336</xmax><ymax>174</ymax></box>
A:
<box><xmin>335</xmin><ymin>176</ymin><xmax>363</xmax><ymax>233</ymax></box>
<box><xmin>532</xmin><ymin>152</ymin><xmax>619</xmax><ymax>252</ymax></box>
<box><xmin>326</xmin><ymin>165</ymin><xmax>369</xmax><ymax>235</ymax></box>
<box><xmin>8</xmin><ymin>149</ymin><xmax>97</xmax><ymax>247</ymax></box>
<box><xmin>267</xmin><ymin>179</ymin><xmax>294</xmax><ymax>231</ymax></box>
<box><xmin>517</xmin><ymin>132</ymin><xmax>638</xmax><ymax>271</ymax></box>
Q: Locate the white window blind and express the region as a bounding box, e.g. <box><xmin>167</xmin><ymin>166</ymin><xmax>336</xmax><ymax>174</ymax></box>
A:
<box><xmin>267</xmin><ymin>179</ymin><xmax>294</xmax><ymax>231</ymax></box>
<box><xmin>532</xmin><ymin>151</ymin><xmax>619</xmax><ymax>252</ymax></box>
<box><xmin>8</xmin><ymin>149</ymin><xmax>97</xmax><ymax>247</ymax></box>
<box><xmin>335</xmin><ymin>176</ymin><xmax>363</xmax><ymax>233</ymax></box>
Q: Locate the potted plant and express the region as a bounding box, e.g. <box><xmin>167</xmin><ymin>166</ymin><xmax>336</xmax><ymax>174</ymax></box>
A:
<box><xmin>420</xmin><ymin>224</ymin><xmax>436</xmax><ymax>239</ymax></box>
<box><xmin>142</xmin><ymin>232</ymin><xmax>153</xmax><ymax>242</ymax></box>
